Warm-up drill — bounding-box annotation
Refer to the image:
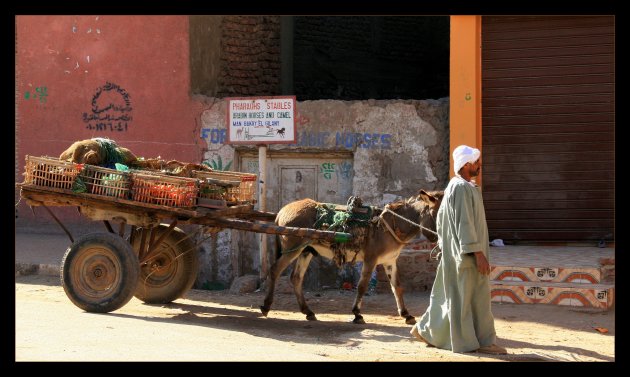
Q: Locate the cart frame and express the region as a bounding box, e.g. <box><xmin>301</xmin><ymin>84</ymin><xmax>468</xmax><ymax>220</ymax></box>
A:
<box><xmin>17</xmin><ymin>183</ymin><xmax>353</xmax><ymax>312</ymax></box>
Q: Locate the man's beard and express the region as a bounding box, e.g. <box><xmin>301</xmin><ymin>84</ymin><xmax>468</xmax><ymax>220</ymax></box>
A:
<box><xmin>470</xmin><ymin>167</ymin><xmax>480</xmax><ymax>177</ymax></box>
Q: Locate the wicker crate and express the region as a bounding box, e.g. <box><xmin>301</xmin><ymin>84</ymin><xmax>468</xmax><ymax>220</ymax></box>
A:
<box><xmin>23</xmin><ymin>155</ymin><xmax>82</xmax><ymax>191</ymax></box>
<box><xmin>198</xmin><ymin>180</ymin><xmax>232</xmax><ymax>201</ymax></box>
<box><xmin>130</xmin><ymin>171</ymin><xmax>199</xmax><ymax>208</ymax></box>
<box><xmin>77</xmin><ymin>165</ymin><xmax>131</xmax><ymax>199</ymax></box>
<box><xmin>192</xmin><ymin>170</ymin><xmax>257</xmax><ymax>204</ymax></box>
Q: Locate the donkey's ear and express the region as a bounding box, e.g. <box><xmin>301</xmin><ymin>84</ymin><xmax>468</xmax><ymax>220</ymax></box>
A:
<box><xmin>418</xmin><ymin>189</ymin><xmax>438</xmax><ymax>207</ymax></box>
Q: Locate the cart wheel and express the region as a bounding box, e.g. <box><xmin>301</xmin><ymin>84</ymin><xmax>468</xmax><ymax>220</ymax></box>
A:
<box><xmin>61</xmin><ymin>232</ymin><xmax>140</xmax><ymax>313</ymax></box>
<box><xmin>132</xmin><ymin>225</ymin><xmax>199</xmax><ymax>304</ymax></box>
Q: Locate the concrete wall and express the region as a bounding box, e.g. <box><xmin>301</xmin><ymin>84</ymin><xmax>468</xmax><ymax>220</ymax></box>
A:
<box><xmin>15</xmin><ymin>15</ymin><xmax>207</xmax><ymax>226</ymax></box>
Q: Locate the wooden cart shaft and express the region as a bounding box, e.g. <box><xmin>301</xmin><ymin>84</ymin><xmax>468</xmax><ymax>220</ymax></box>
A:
<box><xmin>17</xmin><ymin>184</ymin><xmax>352</xmax><ymax>243</ymax></box>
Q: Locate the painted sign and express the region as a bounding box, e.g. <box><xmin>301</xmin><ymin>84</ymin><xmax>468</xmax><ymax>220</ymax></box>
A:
<box><xmin>226</xmin><ymin>96</ymin><xmax>296</xmax><ymax>145</ymax></box>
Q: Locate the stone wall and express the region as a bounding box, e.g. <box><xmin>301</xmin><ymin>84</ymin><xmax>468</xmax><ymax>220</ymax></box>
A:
<box><xmin>195</xmin><ymin>96</ymin><xmax>449</xmax><ymax>289</ymax></box>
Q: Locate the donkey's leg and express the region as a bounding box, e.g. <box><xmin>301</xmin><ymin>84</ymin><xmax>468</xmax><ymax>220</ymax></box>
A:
<box><xmin>290</xmin><ymin>250</ymin><xmax>316</xmax><ymax>320</ymax></box>
<box><xmin>382</xmin><ymin>262</ymin><xmax>416</xmax><ymax>324</ymax></box>
<box><xmin>260</xmin><ymin>248</ymin><xmax>302</xmax><ymax>317</ymax></box>
<box><xmin>351</xmin><ymin>260</ymin><xmax>377</xmax><ymax>324</ymax></box>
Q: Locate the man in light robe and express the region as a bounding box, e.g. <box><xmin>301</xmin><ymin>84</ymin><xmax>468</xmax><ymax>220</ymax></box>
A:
<box><xmin>410</xmin><ymin>145</ymin><xmax>507</xmax><ymax>355</ymax></box>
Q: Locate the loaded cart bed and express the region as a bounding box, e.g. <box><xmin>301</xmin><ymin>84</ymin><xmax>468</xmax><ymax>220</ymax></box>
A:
<box><xmin>17</xmin><ymin>156</ymin><xmax>352</xmax><ymax>313</ymax></box>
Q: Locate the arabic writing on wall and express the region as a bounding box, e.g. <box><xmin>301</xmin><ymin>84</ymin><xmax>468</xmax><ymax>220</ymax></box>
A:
<box><xmin>82</xmin><ymin>82</ymin><xmax>133</xmax><ymax>132</ymax></box>
<box><xmin>320</xmin><ymin>161</ymin><xmax>353</xmax><ymax>180</ymax></box>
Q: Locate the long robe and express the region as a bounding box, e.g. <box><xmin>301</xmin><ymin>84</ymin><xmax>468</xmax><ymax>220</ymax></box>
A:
<box><xmin>415</xmin><ymin>176</ymin><xmax>496</xmax><ymax>353</ymax></box>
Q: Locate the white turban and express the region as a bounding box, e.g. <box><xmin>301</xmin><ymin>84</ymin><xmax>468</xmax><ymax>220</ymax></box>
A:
<box><xmin>453</xmin><ymin>145</ymin><xmax>481</xmax><ymax>174</ymax></box>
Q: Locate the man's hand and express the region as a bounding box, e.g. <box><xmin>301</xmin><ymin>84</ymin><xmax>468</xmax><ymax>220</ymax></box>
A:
<box><xmin>473</xmin><ymin>251</ymin><xmax>490</xmax><ymax>275</ymax></box>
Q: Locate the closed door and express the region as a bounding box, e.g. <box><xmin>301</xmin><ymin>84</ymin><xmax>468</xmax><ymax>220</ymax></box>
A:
<box><xmin>279</xmin><ymin>166</ymin><xmax>317</xmax><ymax>206</ymax></box>
<box><xmin>240</xmin><ymin>154</ymin><xmax>354</xmax><ymax>212</ymax></box>
<box><xmin>237</xmin><ymin>153</ymin><xmax>354</xmax><ymax>288</ymax></box>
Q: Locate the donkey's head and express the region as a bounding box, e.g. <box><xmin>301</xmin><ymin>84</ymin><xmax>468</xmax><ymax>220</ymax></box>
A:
<box><xmin>381</xmin><ymin>189</ymin><xmax>443</xmax><ymax>244</ymax></box>
<box><xmin>407</xmin><ymin>189</ymin><xmax>443</xmax><ymax>242</ymax></box>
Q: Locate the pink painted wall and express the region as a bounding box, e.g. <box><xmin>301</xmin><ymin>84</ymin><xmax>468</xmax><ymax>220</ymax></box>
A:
<box><xmin>16</xmin><ymin>15</ymin><xmax>207</xmax><ymax>225</ymax></box>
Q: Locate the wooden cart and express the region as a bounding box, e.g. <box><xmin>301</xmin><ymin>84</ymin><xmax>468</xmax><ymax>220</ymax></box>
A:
<box><xmin>17</xmin><ymin>156</ymin><xmax>352</xmax><ymax>313</ymax></box>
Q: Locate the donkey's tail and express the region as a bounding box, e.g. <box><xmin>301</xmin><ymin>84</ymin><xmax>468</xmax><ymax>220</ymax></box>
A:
<box><xmin>274</xmin><ymin>235</ymin><xmax>313</xmax><ymax>259</ymax></box>
<box><xmin>275</xmin><ymin>234</ymin><xmax>283</xmax><ymax>260</ymax></box>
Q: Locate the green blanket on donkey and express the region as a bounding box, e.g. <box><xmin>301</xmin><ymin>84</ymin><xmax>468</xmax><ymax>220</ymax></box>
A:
<box><xmin>312</xmin><ymin>197</ymin><xmax>378</xmax><ymax>266</ymax></box>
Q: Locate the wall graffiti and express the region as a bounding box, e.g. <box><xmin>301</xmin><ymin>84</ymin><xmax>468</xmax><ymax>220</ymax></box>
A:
<box><xmin>201</xmin><ymin>128</ymin><xmax>227</xmax><ymax>144</ymax></box>
<box><xmin>202</xmin><ymin>127</ymin><xmax>391</xmax><ymax>150</ymax></box>
<box><xmin>320</xmin><ymin>162</ymin><xmax>336</xmax><ymax>179</ymax></box>
<box><xmin>334</xmin><ymin>132</ymin><xmax>391</xmax><ymax>149</ymax></box>
<box><xmin>319</xmin><ymin>161</ymin><xmax>353</xmax><ymax>180</ymax></box>
<box><xmin>82</xmin><ymin>82</ymin><xmax>133</xmax><ymax>132</ymax></box>
<box><xmin>338</xmin><ymin>161</ymin><xmax>353</xmax><ymax>180</ymax></box>
<box><xmin>203</xmin><ymin>155</ymin><xmax>232</xmax><ymax>171</ymax></box>
<box><xmin>295</xmin><ymin>112</ymin><xmax>310</xmax><ymax>126</ymax></box>
<box><xmin>24</xmin><ymin>86</ymin><xmax>48</xmax><ymax>103</ymax></box>
<box><xmin>293</xmin><ymin>131</ymin><xmax>391</xmax><ymax>149</ymax></box>
<box><xmin>295</xmin><ymin>131</ymin><xmax>330</xmax><ymax>147</ymax></box>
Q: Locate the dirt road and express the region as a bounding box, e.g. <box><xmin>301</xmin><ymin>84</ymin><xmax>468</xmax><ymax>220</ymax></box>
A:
<box><xmin>15</xmin><ymin>274</ymin><xmax>614</xmax><ymax>362</ymax></box>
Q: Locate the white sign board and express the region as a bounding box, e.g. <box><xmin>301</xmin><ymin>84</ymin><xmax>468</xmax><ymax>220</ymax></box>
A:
<box><xmin>226</xmin><ymin>96</ymin><xmax>296</xmax><ymax>145</ymax></box>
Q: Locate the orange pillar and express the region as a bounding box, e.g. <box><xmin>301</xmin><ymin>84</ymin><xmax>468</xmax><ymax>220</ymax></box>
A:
<box><xmin>449</xmin><ymin>16</ymin><xmax>483</xmax><ymax>184</ymax></box>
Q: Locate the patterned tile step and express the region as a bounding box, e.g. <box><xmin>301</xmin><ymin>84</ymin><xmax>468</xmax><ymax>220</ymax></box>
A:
<box><xmin>490</xmin><ymin>265</ymin><xmax>602</xmax><ymax>284</ymax></box>
<box><xmin>491</xmin><ymin>280</ymin><xmax>614</xmax><ymax>309</ymax></box>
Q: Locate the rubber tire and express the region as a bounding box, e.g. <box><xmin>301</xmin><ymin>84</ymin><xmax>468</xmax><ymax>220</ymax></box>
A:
<box><xmin>132</xmin><ymin>225</ymin><xmax>199</xmax><ymax>304</ymax></box>
<box><xmin>61</xmin><ymin>232</ymin><xmax>140</xmax><ymax>313</ymax></box>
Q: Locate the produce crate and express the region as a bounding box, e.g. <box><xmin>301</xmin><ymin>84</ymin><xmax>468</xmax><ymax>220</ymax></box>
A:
<box><xmin>77</xmin><ymin>165</ymin><xmax>131</xmax><ymax>199</ymax></box>
<box><xmin>23</xmin><ymin>156</ymin><xmax>82</xmax><ymax>191</ymax></box>
<box><xmin>192</xmin><ymin>170</ymin><xmax>257</xmax><ymax>204</ymax></box>
<box><xmin>130</xmin><ymin>171</ymin><xmax>199</xmax><ymax>208</ymax></box>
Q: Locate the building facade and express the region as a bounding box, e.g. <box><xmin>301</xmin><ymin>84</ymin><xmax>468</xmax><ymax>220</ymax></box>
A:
<box><xmin>16</xmin><ymin>15</ymin><xmax>450</xmax><ymax>289</ymax></box>
<box><xmin>15</xmin><ymin>15</ymin><xmax>614</xmax><ymax>289</ymax></box>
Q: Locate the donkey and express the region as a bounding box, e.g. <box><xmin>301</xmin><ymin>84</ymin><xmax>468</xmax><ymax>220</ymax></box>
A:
<box><xmin>260</xmin><ymin>189</ymin><xmax>443</xmax><ymax>325</ymax></box>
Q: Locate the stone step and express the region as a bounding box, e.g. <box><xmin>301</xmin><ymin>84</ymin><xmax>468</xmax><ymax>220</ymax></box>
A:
<box><xmin>491</xmin><ymin>280</ymin><xmax>614</xmax><ymax>309</ymax></box>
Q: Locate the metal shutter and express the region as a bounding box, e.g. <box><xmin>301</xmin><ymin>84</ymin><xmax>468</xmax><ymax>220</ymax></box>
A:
<box><xmin>481</xmin><ymin>16</ymin><xmax>614</xmax><ymax>243</ymax></box>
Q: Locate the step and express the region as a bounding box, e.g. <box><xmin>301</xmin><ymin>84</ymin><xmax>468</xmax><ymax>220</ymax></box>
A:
<box><xmin>490</xmin><ymin>266</ymin><xmax>604</xmax><ymax>284</ymax></box>
<box><xmin>489</xmin><ymin>245</ymin><xmax>614</xmax><ymax>284</ymax></box>
<box><xmin>491</xmin><ymin>280</ymin><xmax>614</xmax><ymax>309</ymax></box>
<box><xmin>393</xmin><ymin>243</ymin><xmax>615</xmax><ymax>309</ymax></box>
